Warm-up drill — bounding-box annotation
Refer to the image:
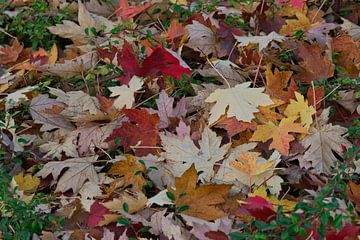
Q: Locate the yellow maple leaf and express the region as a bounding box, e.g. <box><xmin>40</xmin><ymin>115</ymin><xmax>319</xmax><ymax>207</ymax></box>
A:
<box><xmin>108</xmin><ymin>154</ymin><xmax>146</xmax><ymax>191</ymax></box>
<box><xmin>13</xmin><ymin>172</ymin><xmax>40</xmax><ymax>192</ymax></box>
<box><xmin>284</xmin><ymin>92</ymin><xmax>316</xmax><ymax>129</ymax></box>
<box><xmin>169</xmin><ymin>164</ymin><xmax>232</xmax><ymax>221</ymax></box>
<box><xmin>255</xmin><ymin>98</ymin><xmax>286</xmax><ymax>124</ymax></box>
<box><xmin>230</xmin><ymin>152</ymin><xmax>275</xmax><ymax>187</ymax></box>
<box><xmin>249</xmin><ymin>186</ymin><xmax>296</xmax><ymax>212</ymax></box>
<box><xmin>280</xmin><ymin>12</ymin><xmax>318</xmax><ymax>36</ymax></box>
<box><xmin>250</xmin><ymin>117</ymin><xmax>308</xmax><ymax>155</ymax></box>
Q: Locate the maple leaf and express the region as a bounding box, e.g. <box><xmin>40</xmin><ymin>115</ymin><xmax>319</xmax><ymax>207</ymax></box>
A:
<box><xmin>99</xmin><ymin>44</ymin><xmax>190</xmax><ymax>85</ymax></box>
<box><xmin>300</xmin><ymin>108</ymin><xmax>351</xmax><ymax>174</ymax></box>
<box><xmin>48</xmin><ymin>52</ymin><xmax>99</xmax><ymax>78</ymax></box>
<box><xmin>141</xmin><ymin>47</ymin><xmax>191</xmax><ymax>81</ymax></box>
<box><xmin>280</xmin><ymin>12</ymin><xmax>318</xmax><ymax>36</ymax></box>
<box><xmin>218</xmin><ymin>151</ymin><xmax>283</xmax><ymax>195</ymax></box>
<box><xmin>108</xmin><ymin>76</ymin><xmax>143</xmax><ymax>110</ymax></box>
<box><xmin>13</xmin><ymin>172</ymin><xmax>40</xmax><ymax>192</ymax></box>
<box><xmin>216</xmin><ymin>117</ymin><xmax>256</xmax><ymax>137</ymax></box>
<box><xmin>254</xmin><ymin>98</ymin><xmax>286</xmax><ymax>124</ymax></box>
<box><xmin>185</xmin><ymin>20</ymin><xmax>225</xmax><ymax>57</ymax></box>
<box><xmin>36</xmin><ymin>156</ymin><xmax>99</xmax><ymax>193</ymax></box>
<box><xmin>30</xmin><ymin>94</ymin><xmax>73</xmax><ymax>131</ymax></box>
<box><xmin>332</xmin><ymin>33</ymin><xmax>360</xmax><ymax>78</ymax></box>
<box><xmin>293</xmin><ymin>42</ymin><xmax>334</xmax><ymax>83</ymax></box>
<box><xmin>149</xmin><ymin>90</ymin><xmax>187</xmax><ymax>128</ymax></box>
<box><xmin>234</xmin><ymin>31</ymin><xmax>285</xmax><ymax>52</ymax></box>
<box><xmin>39</xmin><ymin>132</ymin><xmax>79</xmax><ymax>160</ymax></box>
<box><xmin>237</xmin><ymin>196</ymin><xmax>276</xmax><ymax>222</ymax></box>
<box><xmin>205</xmin><ymin>82</ymin><xmax>273</xmax><ymax>125</ymax></box>
<box><xmin>284</xmin><ymin>92</ymin><xmax>316</xmax><ymax>129</ymax></box>
<box><xmin>168</xmin><ymin>164</ymin><xmax>232</xmax><ymax>221</ymax></box>
<box><xmin>4</xmin><ymin>86</ymin><xmax>36</xmax><ymax>110</ymax></box>
<box><xmin>48</xmin><ymin>1</ymin><xmax>115</xmax><ymax>43</ymax></box>
<box><xmin>160</xmin><ymin>126</ymin><xmax>231</xmax><ymax>181</ymax></box>
<box><xmin>108</xmin><ymin>154</ymin><xmax>146</xmax><ymax>191</ymax></box>
<box><xmin>0</xmin><ymin>38</ymin><xmax>23</xmax><ymax>64</ymax></box>
<box><xmin>265</xmin><ymin>64</ymin><xmax>292</xmax><ymax>101</ymax></box>
<box><xmin>106</xmin><ymin>109</ymin><xmax>160</xmax><ymax>156</ymax></box>
<box><xmin>250</xmin><ymin>117</ymin><xmax>308</xmax><ymax>156</ymax></box>
<box><xmin>162</xmin><ymin>19</ymin><xmax>186</xmax><ymax>41</ymax></box>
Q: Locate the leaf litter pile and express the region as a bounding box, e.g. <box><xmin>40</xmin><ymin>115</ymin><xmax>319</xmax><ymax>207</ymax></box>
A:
<box><xmin>1</xmin><ymin>0</ymin><xmax>360</xmax><ymax>239</ymax></box>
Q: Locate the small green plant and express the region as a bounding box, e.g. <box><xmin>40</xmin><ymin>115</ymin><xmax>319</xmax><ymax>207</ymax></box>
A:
<box><xmin>0</xmin><ymin>0</ymin><xmax>69</xmax><ymax>49</ymax></box>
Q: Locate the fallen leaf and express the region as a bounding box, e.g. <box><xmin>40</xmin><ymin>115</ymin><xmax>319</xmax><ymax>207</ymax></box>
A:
<box><xmin>280</xmin><ymin>12</ymin><xmax>318</xmax><ymax>36</ymax></box>
<box><xmin>251</xmin><ymin>117</ymin><xmax>308</xmax><ymax>155</ymax></box>
<box><xmin>234</xmin><ymin>31</ymin><xmax>285</xmax><ymax>52</ymax></box>
<box><xmin>0</xmin><ymin>38</ymin><xmax>23</xmax><ymax>64</ymax></box>
<box><xmin>36</xmin><ymin>155</ymin><xmax>99</xmax><ymax>193</ymax></box>
<box><xmin>307</xmin><ymin>85</ymin><xmax>325</xmax><ymax>110</ymax></box>
<box><xmin>106</xmin><ymin>109</ymin><xmax>160</xmax><ymax>156</ymax></box>
<box><xmin>284</xmin><ymin>92</ymin><xmax>316</xmax><ymax>129</ymax></box>
<box><xmin>4</xmin><ymin>86</ymin><xmax>36</xmax><ymax>110</ymax></box>
<box><xmin>13</xmin><ymin>172</ymin><xmax>40</xmax><ymax>192</ymax></box>
<box><xmin>48</xmin><ymin>1</ymin><xmax>115</xmax><ymax>43</ymax></box>
<box><xmin>108</xmin><ymin>154</ymin><xmax>146</xmax><ymax>191</ymax></box>
<box><xmin>108</xmin><ymin>76</ymin><xmax>143</xmax><ymax>110</ymax></box>
<box><xmin>79</xmin><ymin>181</ymin><xmax>102</xmax><ymax>212</ymax></box>
<box><xmin>300</xmin><ymin>108</ymin><xmax>352</xmax><ymax>174</ymax></box>
<box><xmin>205</xmin><ymin>82</ymin><xmax>273</xmax><ymax>125</ymax></box>
<box><xmin>293</xmin><ymin>42</ymin><xmax>334</xmax><ymax>83</ymax></box>
<box><xmin>216</xmin><ymin>117</ymin><xmax>256</xmax><ymax>137</ymax></box>
<box><xmin>169</xmin><ymin>164</ymin><xmax>232</xmax><ymax>221</ymax></box>
<box><xmin>278</xmin><ymin>0</ymin><xmax>306</xmax><ymax>10</ymax></box>
<box><xmin>249</xmin><ymin>186</ymin><xmax>296</xmax><ymax>212</ymax></box>
<box><xmin>265</xmin><ymin>64</ymin><xmax>292</xmax><ymax>101</ymax></box>
<box><xmin>102</xmin><ymin>191</ymin><xmax>147</xmax><ymax>214</ymax></box>
<box><xmin>161</xmin><ymin>126</ymin><xmax>231</xmax><ymax>181</ymax></box>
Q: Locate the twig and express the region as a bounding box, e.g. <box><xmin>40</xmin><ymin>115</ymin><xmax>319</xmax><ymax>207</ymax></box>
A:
<box><xmin>252</xmin><ymin>54</ymin><xmax>263</xmax><ymax>87</ymax></box>
<box><xmin>0</xmin><ymin>28</ymin><xmax>16</xmax><ymax>39</ymax></box>
<box><xmin>311</xmin><ymin>0</ymin><xmax>327</xmax><ymax>23</ymax></box>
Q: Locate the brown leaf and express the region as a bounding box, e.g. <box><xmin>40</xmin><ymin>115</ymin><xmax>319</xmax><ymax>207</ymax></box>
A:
<box><xmin>216</xmin><ymin>117</ymin><xmax>256</xmax><ymax>137</ymax></box>
<box><xmin>169</xmin><ymin>164</ymin><xmax>231</xmax><ymax>221</ymax></box>
<box><xmin>108</xmin><ymin>154</ymin><xmax>146</xmax><ymax>191</ymax></box>
<box><xmin>0</xmin><ymin>38</ymin><xmax>23</xmax><ymax>64</ymax></box>
<box><xmin>347</xmin><ymin>181</ymin><xmax>360</xmax><ymax>212</ymax></box>
<box><xmin>294</xmin><ymin>43</ymin><xmax>334</xmax><ymax>83</ymax></box>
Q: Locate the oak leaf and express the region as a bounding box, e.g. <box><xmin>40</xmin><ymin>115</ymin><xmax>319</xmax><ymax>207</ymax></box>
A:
<box><xmin>205</xmin><ymin>82</ymin><xmax>273</xmax><ymax>125</ymax></box>
<box><xmin>284</xmin><ymin>92</ymin><xmax>316</xmax><ymax>129</ymax></box>
<box><xmin>300</xmin><ymin>108</ymin><xmax>352</xmax><ymax>174</ymax></box>
<box><xmin>106</xmin><ymin>109</ymin><xmax>160</xmax><ymax>156</ymax></box>
<box><xmin>250</xmin><ymin>117</ymin><xmax>308</xmax><ymax>155</ymax></box>
<box><xmin>168</xmin><ymin>164</ymin><xmax>232</xmax><ymax>221</ymax></box>
<box><xmin>108</xmin><ymin>154</ymin><xmax>146</xmax><ymax>191</ymax></box>
<box><xmin>36</xmin><ymin>156</ymin><xmax>99</xmax><ymax>193</ymax></box>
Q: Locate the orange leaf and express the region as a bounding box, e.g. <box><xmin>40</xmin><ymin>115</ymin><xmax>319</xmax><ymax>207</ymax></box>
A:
<box><xmin>169</xmin><ymin>164</ymin><xmax>231</xmax><ymax>221</ymax></box>
<box><xmin>216</xmin><ymin>117</ymin><xmax>256</xmax><ymax>137</ymax></box>
<box><xmin>265</xmin><ymin>64</ymin><xmax>293</xmax><ymax>101</ymax></box>
<box><xmin>250</xmin><ymin>117</ymin><xmax>308</xmax><ymax>155</ymax></box>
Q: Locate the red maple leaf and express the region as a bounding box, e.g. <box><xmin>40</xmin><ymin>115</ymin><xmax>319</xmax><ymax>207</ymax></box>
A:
<box><xmin>278</xmin><ymin>0</ymin><xmax>305</xmax><ymax>10</ymax></box>
<box><xmin>98</xmin><ymin>43</ymin><xmax>190</xmax><ymax>85</ymax></box>
<box><xmin>87</xmin><ymin>201</ymin><xmax>111</xmax><ymax>228</ymax></box>
<box><xmin>237</xmin><ymin>196</ymin><xmax>276</xmax><ymax>222</ymax></box>
<box><xmin>116</xmin><ymin>0</ymin><xmax>152</xmax><ymax>20</ymax></box>
<box><xmin>106</xmin><ymin>109</ymin><xmax>160</xmax><ymax>156</ymax></box>
<box><xmin>326</xmin><ymin>224</ymin><xmax>360</xmax><ymax>240</ymax></box>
